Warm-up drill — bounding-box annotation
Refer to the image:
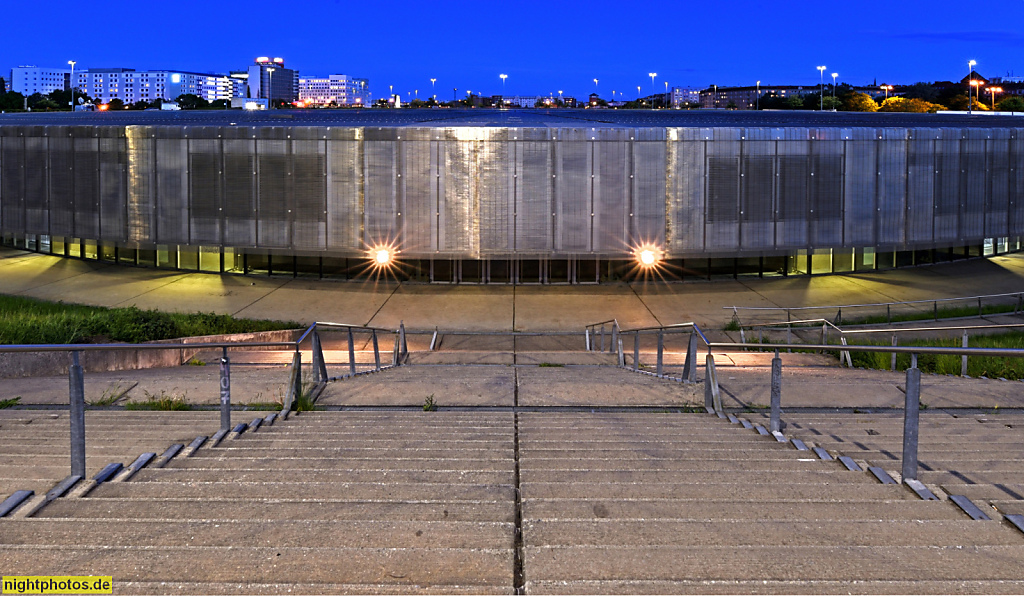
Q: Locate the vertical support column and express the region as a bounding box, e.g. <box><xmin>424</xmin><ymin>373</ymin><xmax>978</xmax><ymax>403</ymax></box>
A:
<box><xmin>891</xmin><ymin>335</ymin><xmax>898</xmax><ymax>371</ymax></box>
<box><xmin>372</xmin><ymin>330</ymin><xmax>381</xmax><ymax>371</ymax></box>
<box><xmin>347</xmin><ymin>328</ymin><xmax>357</xmax><ymax>376</ymax></box>
<box><xmin>656</xmin><ymin>330</ymin><xmax>664</xmax><ymax>377</ymax></box>
<box><xmin>219</xmin><ymin>347</ymin><xmax>231</xmax><ymax>432</ymax></box>
<box><xmin>617</xmin><ymin>339</ymin><xmax>624</xmax><ymax>367</ymax></box>
<box><xmin>585</xmin><ymin>328</ymin><xmax>591</xmax><ymax>351</ymax></box>
<box><xmin>312</xmin><ymin>330</ymin><xmax>327</xmax><ymax>384</ymax></box>
<box><xmin>770</xmin><ymin>350</ymin><xmax>782</xmax><ymax>433</ymax></box>
<box><xmin>69</xmin><ymin>351</ymin><xmax>86</xmax><ymax>478</ymax></box>
<box><xmin>611</xmin><ymin>322</ymin><xmax>619</xmax><ymax>354</ymax></box>
<box><xmin>633</xmin><ymin>333</ymin><xmax>640</xmax><ymax>372</ymax></box>
<box><xmin>681</xmin><ymin>332</ymin><xmax>697</xmax><ymax>383</ymax></box>
<box><xmin>902</xmin><ymin>354</ymin><xmax>921</xmax><ymax>482</ymax></box>
<box><xmin>961</xmin><ymin>331</ymin><xmax>969</xmax><ymax>377</ymax></box>
<box><xmin>399</xmin><ymin>321</ymin><xmax>408</xmax><ymax>361</ymax></box>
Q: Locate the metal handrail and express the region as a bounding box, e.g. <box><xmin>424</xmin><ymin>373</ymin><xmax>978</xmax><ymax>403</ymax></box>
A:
<box><xmin>0</xmin><ymin>341</ymin><xmax>296</xmax><ymax>353</ymax></box>
<box><xmin>725</xmin><ymin>291</ymin><xmax>1024</xmax><ymax>312</ymax></box>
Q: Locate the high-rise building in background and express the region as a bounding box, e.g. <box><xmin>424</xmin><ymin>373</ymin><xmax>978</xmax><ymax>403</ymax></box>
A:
<box><xmin>11</xmin><ymin>66</ymin><xmax>71</xmax><ymax>96</ymax></box>
<box><xmin>74</xmin><ymin>68</ymin><xmax>244</xmax><ymax>104</ymax></box>
<box><xmin>247</xmin><ymin>58</ymin><xmax>298</xmax><ymax>103</ymax></box>
<box><xmin>298</xmin><ymin>74</ymin><xmax>370</xmax><ymax>106</ymax></box>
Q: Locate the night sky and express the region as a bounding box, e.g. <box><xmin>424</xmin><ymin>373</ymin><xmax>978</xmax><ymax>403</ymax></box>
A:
<box><xmin>5</xmin><ymin>0</ymin><xmax>1023</xmax><ymax>100</ymax></box>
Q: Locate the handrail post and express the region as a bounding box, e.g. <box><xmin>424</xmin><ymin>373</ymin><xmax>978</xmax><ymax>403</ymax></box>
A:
<box><xmin>704</xmin><ymin>354</ymin><xmax>723</xmax><ymax>416</ymax></box>
<box><xmin>617</xmin><ymin>338</ymin><xmax>624</xmax><ymax>367</ymax></box>
<box><xmin>281</xmin><ymin>350</ymin><xmax>301</xmax><ymax>417</ymax></box>
<box><xmin>611</xmin><ymin>322</ymin><xmax>619</xmax><ymax>354</ymax></box>
<box><xmin>219</xmin><ymin>347</ymin><xmax>231</xmax><ymax>432</ymax></box>
<box><xmin>656</xmin><ymin>330</ymin><xmax>664</xmax><ymax>377</ymax></box>
<box><xmin>891</xmin><ymin>335</ymin><xmax>898</xmax><ymax>372</ymax></box>
<box><xmin>902</xmin><ymin>353</ymin><xmax>921</xmax><ymax>482</ymax></box>
<box><xmin>585</xmin><ymin>328</ymin><xmax>591</xmax><ymax>351</ymax></box>
<box><xmin>961</xmin><ymin>331</ymin><xmax>969</xmax><ymax>377</ymax></box>
<box><xmin>770</xmin><ymin>349</ymin><xmax>782</xmax><ymax>433</ymax></box>
<box><xmin>399</xmin><ymin>321</ymin><xmax>408</xmax><ymax>361</ymax></box>
<box><xmin>682</xmin><ymin>332</ymin><xmax>697</xmax><ymax>383</ymax></box>
<box><xmin>69</xmin><ymin>351</ymin><xmax>86</xmax><ymax>478</ymax></box>
<box><xmin>347</xmin><ymin>328</ymin><xmax>357</xmax><ymax>376</ymax></box>
<box><xmin>372</xmin><ymin>329</ymin><xmax>381</xmax><ymax>371</ymax></box>
<box><xmin>392</xmin><ymin>333</ymin><xmax>400</xmax><ymax>366</ymax></box>
<box><xmin>600</xmin><ymin>325</ymin><xmax>606</xmax><ymax>353</ymax></box>
<box><xmin>887</xmin><ymin>303</ymin><xmax>891</xmax><ymax>324</ymax></box>
<box><xmin>312</xmin><ymin>330</ymin><xmax>327</xmax><ymax>384</ymax></box>
<box><xmin>633</xmin><ymin>333</ymin><xmax>640</xmax><ymax>372</ymax></box>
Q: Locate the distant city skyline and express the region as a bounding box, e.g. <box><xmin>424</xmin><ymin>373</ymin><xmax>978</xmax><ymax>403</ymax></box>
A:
<box><xmin>5</xmin><ymin>0</ymin><xmax>1023</xmax><ymax>101</ymax></box>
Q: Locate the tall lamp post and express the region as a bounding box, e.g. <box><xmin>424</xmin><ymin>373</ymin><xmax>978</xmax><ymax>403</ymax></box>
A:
<box><xmin>637</xmin><ymin>86</ymin><xmax>641</xmax><ymax>107</ymax></box>
<box><xmin>988</xmin><ymin>86</ymin><xmax>1002</xmax><ymax>111</ymax></box>
<box><xmin>816</xmin><ymin>66</ymin><xmax>827</xmax><ymax>110</ymax></box>
<box><xmin>968</xmin><ymin>60</ymin><xmax>977</xmax><ymax>114</ymax></box>
<box><xmin>831</xmin><ymin>72</ymin><xmax>838</xmax><ymax>104</ymax></box>
<box><xmin>67</xmin><ymin>60</ymin><xmax>76</xmax><ymax>110</ymax></box>
<box><xmin>648</xmin><ymin>72</ymin><xmax>657</xmax><ymax>107</ymax></box>
<box><xmin>880</xmin><ymin>85</ymin><xmax>893</xmax><ymax>101</ymax></box>
<box><xmin>756</xmin><ymin>80</ymin><xmax>760</xmax><ymax>110</ymax></box>
<box><xmin>500</xmin><ymin>73</ymin><xmax>507</xmax><ymax>105</ymax></box>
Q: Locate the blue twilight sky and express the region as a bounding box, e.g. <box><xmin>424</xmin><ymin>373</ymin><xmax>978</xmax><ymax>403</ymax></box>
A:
<box><xmin>4</xmin><ymin>0</ymin><xmax>1024</xmax><ymax>100</ymax></box>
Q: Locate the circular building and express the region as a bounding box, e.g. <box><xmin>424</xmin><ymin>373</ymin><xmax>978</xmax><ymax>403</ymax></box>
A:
<box><xmin>2</xmin><ymin>109</ymin><xmax>1023</xmax><ymax>283</ymax></box>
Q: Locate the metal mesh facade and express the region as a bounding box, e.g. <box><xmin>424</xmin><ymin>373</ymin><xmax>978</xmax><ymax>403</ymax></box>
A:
<box><xmin>1</xmin><ymin>124</ymin><xmax>1022</xmax><ymax>259</ymax></box>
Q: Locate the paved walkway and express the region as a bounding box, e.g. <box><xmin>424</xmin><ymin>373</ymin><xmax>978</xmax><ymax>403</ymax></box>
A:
<box><xmin>3</xmin><ymin>248</ymin><xmax>1024</xmax><ymax>331</ymax></box>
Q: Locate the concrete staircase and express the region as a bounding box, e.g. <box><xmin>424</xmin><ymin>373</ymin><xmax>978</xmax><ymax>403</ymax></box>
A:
<box><xmin>0</xmin><ymin>411</ymin><xmax>516</xmax><ymax>595</ymax></box>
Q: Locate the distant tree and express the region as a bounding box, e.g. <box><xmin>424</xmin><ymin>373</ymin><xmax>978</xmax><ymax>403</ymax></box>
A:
<box><xmin>783</xmin><ymin>95</ymin><xmax>804</xmax><ymax>109</ymax></box>
<box><xmin>821</xmin><ymin>96</ymin><xmax>842</xmax><ymax>110</ymax></box>
<box><xmin>129</xmin><ymin>100</ymin><xmax>150</xmax><ymax>110</ymax></box>
<box><xmin>842</xmin><ymin>92</ymin><xmax>879</xmax><ymax>112</ymax></box>
<box><xmin>210</xmin><ymin>99</ymin><xmax>228</xmax><ymax>109</ymax></box>
<box><xmin>108</xmin><ymin>98</ymin><xmax>125</xmax><ymax>111</ymax></box>
<box><xmin>175</xmin><ymin>94</ymin><xmax>209</xmax><ymax>109</ymax></box>
<box><xmin>725</xmin><ymin>101</ymin><xmax>737</xmax><ymax>109</ymax></box>
<box><xmin>0</xmin><ymin>91</ymin><xmax>25</xmax><ymax>111</ymax></box>
<box><xmin>879</xmin><ymin>97</ymin><xmax>945</xmax><ymax>113</ymax></box>
<box><xmin>997</xmin><ymin>96</ymin><xmax>1024</xmax><ymax>112</ymax></box>
<box><xmin>0</xmin><ymin>77</ymin><xmax>6</xmax><ymax>95</ymax></box>
<box><xmin>902</xmin><ymin>82</ymin><xmax>939</xmax><ymax>102</ymax></box>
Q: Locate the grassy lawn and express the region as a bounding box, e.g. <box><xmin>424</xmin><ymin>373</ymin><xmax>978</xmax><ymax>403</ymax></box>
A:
<box><xmin>0</xmin><ymin>295</ymin><xmax>299</xmax><ymax>344</ymax></box>
<box><xmin>846</xmin><ymin>331</ymin><xmax>1024</xmax><ymax>379</ymax></box>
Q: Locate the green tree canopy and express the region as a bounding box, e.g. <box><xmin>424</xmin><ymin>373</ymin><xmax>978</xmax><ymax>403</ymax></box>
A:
<box><xmin>175</xmin><ymin>94</ymin><xmax>209</xmax><ymax>109</ymax></box>
<box><xmin>107</xmin><ymin>98</ymin><xmax>125</xmax><ymax>111</ymax></box>
<box><xmin>902</xmin><ymin>83</ymin><xmax>939</xmax><ymax>102</ymax></box>
<box><xmin>0</xmin><ymin>91</ymin><xmax>25</xmax><ymax>111</ymax></box>
<box><xmin>879</xmin><ymin>97</ymin><xmax>945</xmax><ymax>113</ymax></box>
<box><xmin>843</xmin><ymin>92</ymin><xmax>879</xmax><ymax>112</ymax></box>
<box><xmin>997</xmin><ymin>96</ymin><xmax>1024</xmax><ymax>112</ymax></box>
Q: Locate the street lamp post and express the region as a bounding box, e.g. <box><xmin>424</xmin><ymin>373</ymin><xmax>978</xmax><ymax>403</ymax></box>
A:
<box><xmin>756</xmin><ymin>80</ymin><xmax>760</xmax><ymax>110</ymax></box>
<box><xmin>500</xmin><ymin>73</ymin><xmax>507</xmax><ymax>104</ymax></box>
<box><xmin>558</xmin><ymin>90</ymin><xmax>563</xmax><ymax>106</ymax></box>
<box><xmin>648</xmin><ymin>72</ymin><xmax>657</xmax><ymax>107</ymax></box>
<box><xmin>831</xmin><ymin>72</ymin><xmax>838</xmax><ymax>108</ymax></box>
<box><xmin>637</xmin><ymin>86</ymin><xmax>641</xmax><ymax>107</ymax></box>
<box><xmin>968</xmin><ymin>60</ymin><xmax>977</xmax><ymax>114</ymax></box>
<box><xmin>816</xmin><ymin>66</ymin><xmax>827</xmax><ymax>110</ymax></box>
<box><xmin>67</xmin><ymin>60</ymin><xmax>76</xmax><ymax>110</ymax></box>
<box><xmin>988</xmin><ymin>86</ymin><xmax>1003</xmax><ymax>111</ymax></box>
<box><xmin>880</xmin><ymin>85</ymin><xmax>893</xmax><ymax>101</ymax></box>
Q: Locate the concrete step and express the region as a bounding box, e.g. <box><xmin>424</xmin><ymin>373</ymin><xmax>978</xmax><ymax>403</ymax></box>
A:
<box><xmin>522</xmin><ymin>499</ymin><xmax>965</xmax><ymax>521</ymax></box>
<box><xmin>524</xmin><ymin>579</ymin><xmax>1024</xmax><ymax>594</ymax></box>
<box><xmin>129</xmin><ymin>468</ymin><xmax>514</xmax><ymax>485</ymax></box>
<box><xmin>521</xmin><ymin>482</ymin><xmax>915</xmax><ymax>501</ymax></box>
<box><xmin>990</xmin><ymin>501</ymin><xmax>1024</xmax><ymax>515</ymax></box>
<box><xmin>524</xmin><ymin>519</ymin><xmax>1021</xmax><ymax>547</ymax></box>
<box><xmin>89</xmin><ymin>482</ymin><xmax>515</xmax><ymax>502</ymax></box>
<box><xmin>0</xmin><ymin>546</ymin><xmax>512</xmax><ymax>587</ymax></box>
<box><xmin>38</xmin><ymin>498</ymin><xmax>515</xmax><ymax>522</ymax></box>
<box><xmin>939</xmin><ymin>483</ymin><xmax>1024</xmax><ymax>501</ymax></box>
<box><xmin>522</xmin><ymin>545</ymin><xmax>1024</xmax><ymax>582</ymax></box>
<box><xmin>225</xmin><ymin>439</ymin><xmax>514</xmax><ymax>450</ymax></box>
<box><xmin>518</xmin><ymin>448</ymin><xmax>820</xmax><ymax>460</ymax></box>
<box><xmin>117</xmin><ymin>582</ymin><xmax>510</xmax><ymax>595</ymax></box>
<box><xmin>193</xmin><ymin>448</ymin><xmax>514</xmax><ymax>460</ymax></box>
<box><xmin>164</xmin><ymin>458</ymin><xmax>512</xmax><ymax>472</ymax></box>
<box><xmin>0</xmin><ymin>519</ymin><xmax>512</xmax><ymax>549</ymax></box>
<box><xmin>518</xmin><ymin>470</ymin><xmax>872</xmax><ymax>484</ymax></box>
<box><xmin>518</xmin><ymin>459</ymin><xmax>846</xmax><ymax>472</ymax></box>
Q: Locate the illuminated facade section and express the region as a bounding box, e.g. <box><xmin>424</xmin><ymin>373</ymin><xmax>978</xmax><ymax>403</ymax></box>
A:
<box><xmin>74</xmin><ymin>69</ymin><xmax>243</xmax><ymax>104</ymax></box>
<box><xmin>11</xmin><ymin>66</ymin><xmax>71</xmax><ymax>96</ymax></box>
<box><xmin>247</xmin><ymin>58</ymin><xmax>299</xmax><ymax>103</ymax></box>
<box><xmin>298</xmin><ymin>75</ymin><xmax>370</xmax><ymax>106</ymax></box>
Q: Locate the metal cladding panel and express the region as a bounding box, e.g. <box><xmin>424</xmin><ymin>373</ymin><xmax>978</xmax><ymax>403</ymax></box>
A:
<box><xmin>934</xmin><ymin>130</ymin><xmax>961</xmax><ymax>242</ymax></box>
<box><xmin>0</xmin><ymin>133</ymin><xmax>24</xmax><ymax>234</ymax></box>
<box><xmin>222</xmin><ymin>138</ymin><xmax>256</xmax><ymax>247</ymax></box>
<box><xmin>961</xmin><ymin>132</ymin><xmax>987</xmax><ymax>239</ymax></box>
<box><xmin>24</xmin><ymin>135</ymin><xmax>48</xmax><ymax>235</ymax></box>
<box><xmin>740</xmin><ymin>140</ymin><xmax>774</xmax><ymax>250</ymax></box>
<box><xmin>155</xmin><ymin>137</ymin><xmax>189</xmax><ymax>244</ymax></box>
<box><xmin>1015</xmin><ymin>132</ymin><xmax>1024</xmax><ymax>234</ymax></box>
<box><xmin>364</xmin><ymin>140</ymin><xmax>397</xmax><ymax>247</ymax></box>
<box><xmin>515</xmin><ymin>141</ymin><xmax>552</xmax><ymax>253</ymax></box>
<box><xmin>776</xmin><ymin>141</ymin><xmax>808</xmax><ymax>248</ymax></box>
<box><xmin>706</xmin><ymin>143</ymin><xmax>740</xmax><ymax>250</ymax></box>
<box><xmin>188</xmin><ymin>139</ymin><xmax>222</xmax><ymax>245</ymax></box>
<box><xmin>326</xmin><ymin>137</ymin><xmax>362</xmax><ymax>252</ymax></box>
<box><xmin>99</xmin><ymin>136</ymin><xmax>126</xmax><ymax>241</ymax></box>
<box><xmin>74</xmin><ymin>137</ymin><xmax>100</xmax><ymax>240</ymax></box>
<box><xmin>987</xmin><ymin>138</ymin><xmax>1010</xmax><ymax>238</ymax></box>
<box><xmin>874</xmin><ymin>132</ymin><xmax>905</xmax><ymax>245</ymax></box>
<box><xmin>479</xmin><ymin>137</ymin><xmax>514</xmax><ymax>255</ymax></box>
<box><xmin>633</xmin><ymin>140</ymin><xmax>665</xmax><ymax>248</ymax></box>
<box><xmin>126</xmin><ymin>127</ymin><xmax>156</xmax><ymax>243</ymax></box>
<box><xmin>843</xmin><ymin>135</ymin><xmax>876</xmax><ymax>246</ymax></box>
<box><xmin>441</xmin><ymin>135</ymin><xmax>477</xmax><ymax>255</ymax></box>
<box><xmin>555</xmin><ymin>137</ymin><xmax>590</xmax><ymax>252</ymax></box>
<box><xmin>400</xmin><ymin>141</ymin><xmax>433</xmax><ymax>255</ymax></box>
<box><xmin>906</xmin><ymin>136</ymin><xmax>936</xmax><ymax>243</ymax></box>
<box><xmin>670</xmin><ymin>135</ymin><xmax>706</xmax><ymax>253</ymax></box>
<box><xmin>292</xmin><ymin>139</ymin><xmax>326</xmax><ymax>250</ymax></box>
<box><xmin>595</xmin><ymin>135</ymin><xmax>630</xmax><ymax>253</ymax></box>
<box><xmin>256</xmin><ymin>137</ymin><xmax>290</xmax><ymax>248</ymax></box>
<box><xmin>809</xmin><ymin>138</ymin><xmax>844</xmax><ymax>246</ymax></box>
